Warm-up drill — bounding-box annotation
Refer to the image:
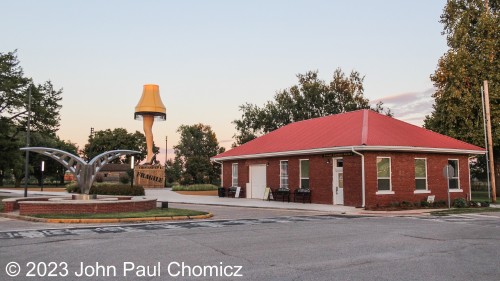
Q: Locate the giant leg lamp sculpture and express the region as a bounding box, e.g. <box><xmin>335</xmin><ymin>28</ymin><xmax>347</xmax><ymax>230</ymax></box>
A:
<box><xmin>134</xmin><ymin>84</ymin><xmax>166</xmax><ymax>164</ymax></box>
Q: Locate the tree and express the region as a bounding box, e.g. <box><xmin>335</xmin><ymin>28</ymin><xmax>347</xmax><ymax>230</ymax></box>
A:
<box><xmin>424</xmin><ymin>0</ymin><xmax>499</xmax><ymax>189</ymax></box>
<box><xmin>165</xmin><ymin>158</ymin><xmax>182</xmax><ymax>184</ymax></box>
<box><xmin>82</xmin><ymin>128</ymin><xmax>155</xmax><ymax>163</ymax></box>
<box><xmin>232</xmin><ymin>69</ymin><xmax>392</xmax><ymax>146</ymax></box>
<box><xmin>173</xmin><ymin>124</ymin><xmax>225</xmax><ymax>185</ymax></box>
<box><xmin>0</xmin><ymin>51</ymin><xmax>64</xmax><ymax>186</ymax></box>
<box><xmin>30</xmin><ymin>134</ymin><xmax>78</xmax><ymax>186</ymax></box>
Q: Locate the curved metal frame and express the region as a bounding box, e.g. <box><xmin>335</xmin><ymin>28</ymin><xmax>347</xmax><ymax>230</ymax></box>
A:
<box><xmin>20</xmin><ymin>147</ymin><xmax>140</xmax><ymax>195</ymax></box>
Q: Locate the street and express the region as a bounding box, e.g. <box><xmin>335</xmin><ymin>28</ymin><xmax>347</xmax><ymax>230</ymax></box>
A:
<box><xmin>1</xmin><ymin>208</ymin><xmax>499</xmax><ymax>281</ymax></box>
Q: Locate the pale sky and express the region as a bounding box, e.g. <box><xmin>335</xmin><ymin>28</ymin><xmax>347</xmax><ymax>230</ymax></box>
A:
<box><xmin>2</xmin><ymin>0</ymin><xmax>448</xmax><ymax>163</ymax></box>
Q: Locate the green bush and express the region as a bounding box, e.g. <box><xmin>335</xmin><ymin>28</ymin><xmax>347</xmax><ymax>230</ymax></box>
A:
<box><xmin>119</xmin><ymin>173</ymin><xmax>130</xmax><ymax>184</ymax></box>
<box><xmin>165</xmin><ymin>182</ymin><xmax>173</xmax><ymax>188</ymax></box>
<box><xmin>434</xmin><ymin>200</ymin><xmax>447</xmax><ymax>208</ymax></box>
<box><xmin>172</xmin><ymin>184</ymin><xmax>219</xmax><ymax>191</ymax></box>
<box><xmin>389</xmin><ymin>201</ymin><xmax>401</xmax><ymax>208</ymax></box>
<box><xmin>482</xmin><ymin>201</ymin><xmax>490</xmax><ymax>207</ymax></box>
<box><xmin>89</xmin><ymin>184</ymin><xmax>145</xmax><ymax>196</ymax></box>
<box><xmin>469</xmin><ymin>200</ymin><xmax>479</xmax><ymax>207</ymax></box>
<box><xmin>420</xmin><ymin>200</ymin><xmax>430</xmax><ymax>207</ymax></box>
<box><xmin>401</xmin><ymin>201</ymin><xmax>412</xmax><ymax>208</ymax></box>
<box><xmin>453</xmin><ymin>198</ymin><xmax>467</xmax><ymax>208</ymax></box>
<box><xmin>65</xmin><ymin>182</ymin><xmax>80</xmax><ymax>193</ymax></box>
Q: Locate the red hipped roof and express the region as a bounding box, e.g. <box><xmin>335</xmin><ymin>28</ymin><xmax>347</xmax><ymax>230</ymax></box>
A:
<box><xmin>213</xmin><ymin>109</ymin><xmax>485</xmax><ymax>160</ymax></box>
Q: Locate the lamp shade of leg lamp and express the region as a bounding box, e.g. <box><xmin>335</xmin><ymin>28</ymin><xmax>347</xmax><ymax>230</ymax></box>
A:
<box><xmin>134</xmin><ymin>84</ymin><xmax>166</xmax><ymax>164</ymax></box>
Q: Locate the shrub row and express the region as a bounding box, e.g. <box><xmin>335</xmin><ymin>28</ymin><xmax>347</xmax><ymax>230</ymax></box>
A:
<box><xmin>453</xmin><ymin>198</ymin><xmax>490</xmax><ymax>208</ymax></box>
<box><xmin>65</xmin><ymin>182</ymin><xmax>144</xmax><ymax>196</ymax></box>
<box><xmin>89</xmin><ymin>184</ymin><xmax>145</xmax><ymax>196</ymax></box>
<box><xmin>389</xmin><ymin>200</ymin><xmax>447</xmax><ymax>209</ymax></box>
<box><xmin>172</xmin><ymin>184</ymin><xmax>219</xmax><ymax>191</ymax></box>
<box><xmin>387</xmin><ymin>198</ymin><xmax>492</xmax><ymax>209</ymax></box>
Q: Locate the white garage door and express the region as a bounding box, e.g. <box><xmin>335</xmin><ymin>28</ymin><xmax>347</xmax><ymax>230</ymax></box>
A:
<box><xmin>249</xmin><ymin>165</ymin><xmax>267</xmax><ymax>199</ymax></box>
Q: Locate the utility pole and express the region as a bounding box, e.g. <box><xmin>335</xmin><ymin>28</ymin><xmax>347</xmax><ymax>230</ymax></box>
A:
<box><xmin>483</xmin><ymin>81</ymin><xmax>496</xmax><ymax>202</ymax></box>
<box><xmin>481</xmin><ymin>86</ymin><xmax>492</xmax><ymax>200</ymax></box>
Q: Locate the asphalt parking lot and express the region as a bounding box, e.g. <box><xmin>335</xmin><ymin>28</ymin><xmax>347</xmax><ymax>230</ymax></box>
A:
<box><xmin>1</xmin><ymin>204</ymin><xmax>499</xmax><ymax>281</ymax></box>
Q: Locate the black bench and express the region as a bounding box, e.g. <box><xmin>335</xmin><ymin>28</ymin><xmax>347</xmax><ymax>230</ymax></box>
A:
<box><xmin>227</xmin><ymin>186</ymin><xmax>244</xmax><ymax>198</ymax></box>
<box><xmin>293</xmin><ymin>189</ymin><xmax>311</xmax><ymax>203</ymax></box>
<box><xmin>272</xmin><ymin>188</ymin><xmax>290</xmax><ymax>202</ymax></box>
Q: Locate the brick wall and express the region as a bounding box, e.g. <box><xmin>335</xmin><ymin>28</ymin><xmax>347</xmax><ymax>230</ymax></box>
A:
<box><xmin>18</xmin><ymin>199</ymin><xmax>157</xmax><ymax>216</ymax></box>
<box><xmin>221</xmin><ymin>151</ymin><xmax>472</xmax><ymax>208</ymax></box>
<box><xmin>363</xmin><ymin>152</ymin><xmax>471</xmax><ymax>208</ymax></box>
<box><xmin>2</xmin><ymin>197</ymin><xmax>51</xmax><ymax>213</ymax></box>
<box><xmin>223</xmin><ymin>155</ymin><xmax>336</xmax><ymax>202</ymax></box>
<box><xmin>344</xmin><ymin>155</ymin><xmax>363</xmax><ymax>207</ymax></box>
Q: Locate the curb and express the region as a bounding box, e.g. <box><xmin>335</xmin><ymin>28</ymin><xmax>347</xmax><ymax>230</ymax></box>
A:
<box><xmin>1</xmin><ymin>212</ymin><xmax>213</xmax><ymax>224</ymax></box>
<box><xmin>164</xmin><ymin>200</ymin><xmax>353</xmax><ymax>214</ymax></box>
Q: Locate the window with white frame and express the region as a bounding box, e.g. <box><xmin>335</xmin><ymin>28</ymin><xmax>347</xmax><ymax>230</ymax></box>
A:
<box><xmin>414</xmin><ymin>158</ymin><xmax>427</xmax><ymax>190</ymax></box>
<box><xmin>376</xmin><ymin>157</ymin><xmax>391</xmax><ymax>191</ymax></box>
<box><xmin>280</xmin><ymin>161</ymin><xmax>288</xmax><ymax>189</ymax></box>
<box><xmin>231</xmin><ymin>163</ymin><xmax>238</xmax><ymax>187</ymax></box>
<box><xmin>300</xmin><ymin>159</ymin><xmax>310</xmax><ymax>189</ymax></box>
<box><xmin>448</xmin><ymin>159</ymin><xmax>459</xmax><ymax>189</ymax></box>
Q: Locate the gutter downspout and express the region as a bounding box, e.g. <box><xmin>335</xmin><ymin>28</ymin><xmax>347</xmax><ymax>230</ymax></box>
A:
<box><xmin>351</xmin><ymin>147</ymin><xmax>365</xmax><ymax>208</ymax></box>
<box><xmin>468</xmin><ymin>156</ymin><xmax>475</xmax><ymax>202</ymax></box>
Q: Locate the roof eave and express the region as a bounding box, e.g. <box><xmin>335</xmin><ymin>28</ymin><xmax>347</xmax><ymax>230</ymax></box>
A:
<box><xmin>210</xmin><ymin>145</ymin><xmax>486</xmax><ymax>161</ymax></box>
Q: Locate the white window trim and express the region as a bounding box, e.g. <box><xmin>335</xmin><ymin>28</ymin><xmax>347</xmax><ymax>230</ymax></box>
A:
<box><xmin>299</xmin><ymin>159</ymin><xmax>309</xmax><ymax>189</ymax></box>
<box><xmin>414</xmin><ymin>190</ymin><xmax>431</xmax><ymax>194</ymax></box>
<box><xmin>376</xmin><ymin>190</ymin><xmax>395</xmax><ymax>195</ymax></box>
<box><xmin>376</xmin><ymin>157</ymin><xmax>392</xmax><ymax>192</ymax></box>
<box><xmin>415</xmin><ymin>158</ymin><xmax>428</xmax><ymax>191</ymax></box>
<box><xmin>448</xmin><ymin>159</ymin><xmax>460</xmax><ymax>189</ymax></box>
<box><xmin>231</xmin><ymin>163</ymin><xmax>238</xmax><ymax>187</ymax></box>
<box><xmin>280</xmin><ymin>160</ymin><xmax>288</xmax><ymax>189</ymax></box>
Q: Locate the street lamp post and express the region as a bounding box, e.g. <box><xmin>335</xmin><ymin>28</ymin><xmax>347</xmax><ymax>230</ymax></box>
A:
<box><xmin>24</xmin><ymin>87</ymin><xmax>32</xmax><ymax>197</ymax></box>
<box><xmin>130</xmin><ymin>156</ymin><xmax>135</xmax><ymax>188</ymax></box>
<box><xmin>41</xmin><ymin>161</ymin><xmax>45</xmax><ymax>192</ymax></box>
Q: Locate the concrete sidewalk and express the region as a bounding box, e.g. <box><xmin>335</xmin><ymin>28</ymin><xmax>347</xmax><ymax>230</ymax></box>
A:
<box><xmin>145</xmin><ymin>188</ymin><xmax>358</xmax><ymax>214</ymax></box>
<box><xmin>1</xmin><ymin>188</ymin><xmax>465</xmax><ymax>217</ymax></box>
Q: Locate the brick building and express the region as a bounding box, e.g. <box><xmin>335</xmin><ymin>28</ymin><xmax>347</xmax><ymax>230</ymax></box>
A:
<box><xmin>211</xmin><ymin>110</ymin><xmax>485</xmax><ymax>208</ymax></box>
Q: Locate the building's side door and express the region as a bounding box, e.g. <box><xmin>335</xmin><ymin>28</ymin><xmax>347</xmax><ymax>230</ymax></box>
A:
<box><xmin>250</xmin><ymin>165</ymin><xmax>267</xmax><ymax>199</ymax></box>
<box><xmin>333</xmin><ymin>158</ymin><xmax>344</xmax><ymax>205</ymax></box>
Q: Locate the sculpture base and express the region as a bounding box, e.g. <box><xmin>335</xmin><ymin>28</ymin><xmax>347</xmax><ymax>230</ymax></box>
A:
<box><xmin>134</xmin><ymin>165</ymin><xmax>165</xmax><ymax>188</ymax></box>
<box><xmin>72</xmin><ymin>194</ymin><xmax>98</xmax><ymax>200</ymax></box>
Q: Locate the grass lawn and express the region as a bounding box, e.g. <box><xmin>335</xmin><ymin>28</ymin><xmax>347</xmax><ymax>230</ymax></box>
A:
<box><xmin>172</xmin><ymin>184</ymin><xmax>219</xmax><ymax>191</ymax></box>
<box><xmin>471</xmin><ymin>191</ymin><xmax>499</xmax><ymax>202</ymax></box>
<box><xmin>430</xmin><ymin>207</ymin><xmax>500</xmax><ymax>216</ymax></box>
<box><xmin>31</xmin><ymin>208</ymin><xmax>208</xmax><ymax>219</ymax></box>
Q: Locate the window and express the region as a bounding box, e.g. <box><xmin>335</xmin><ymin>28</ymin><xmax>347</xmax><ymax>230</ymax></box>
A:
<box><xmin>231</xmin><ymin>163</ymin><xmax>238</xmax><ymax>186</ymax></box>
<box><xmin>376</xmin><ymin>157</ymin><xmax>391</xmax><ymax>191</ymax></box>
<box><xmin>414</xmin><ymin>158</ymin><xmax>427</xmax><ymax>190</ymax></box>
<box><xmin>300</xmin><ymin>159</ymin><xmax>309</xmax><ymax>189</ymax></box>
<box><xmin>448</xmin><ymin>159</ymin><xmax>459</xmax><ymax>189</ymax></box>
<box><xmin>280</xmin><ymin>161</ymin><xmax>288</xmax><ymax>189</ymax></box>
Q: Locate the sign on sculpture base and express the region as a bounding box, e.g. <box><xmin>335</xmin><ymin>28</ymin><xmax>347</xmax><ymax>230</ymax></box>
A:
<box><xmin>134</xmin><ymin>165</ymin><xmax>165</xmax><ymax>188</ymax></box>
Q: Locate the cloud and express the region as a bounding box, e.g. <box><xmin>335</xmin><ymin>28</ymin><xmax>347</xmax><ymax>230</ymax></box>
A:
<box><xmin>371</xmin><ymin>88</ymin><xmax>436</xmax><ymax>126</ymax></box>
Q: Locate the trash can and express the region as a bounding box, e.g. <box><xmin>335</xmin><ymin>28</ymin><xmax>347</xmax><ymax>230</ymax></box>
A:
<box><xmin>218</xmin><ymin>187</ymin><xmax>225</xmax><ymax>197</ymax></box>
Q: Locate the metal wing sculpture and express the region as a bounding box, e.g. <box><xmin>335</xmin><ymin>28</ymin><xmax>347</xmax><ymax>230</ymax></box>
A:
<box><xmin>20</xmin><ymin>147</ymin><xmax>140</xmax><ymax>195</ymax></box>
